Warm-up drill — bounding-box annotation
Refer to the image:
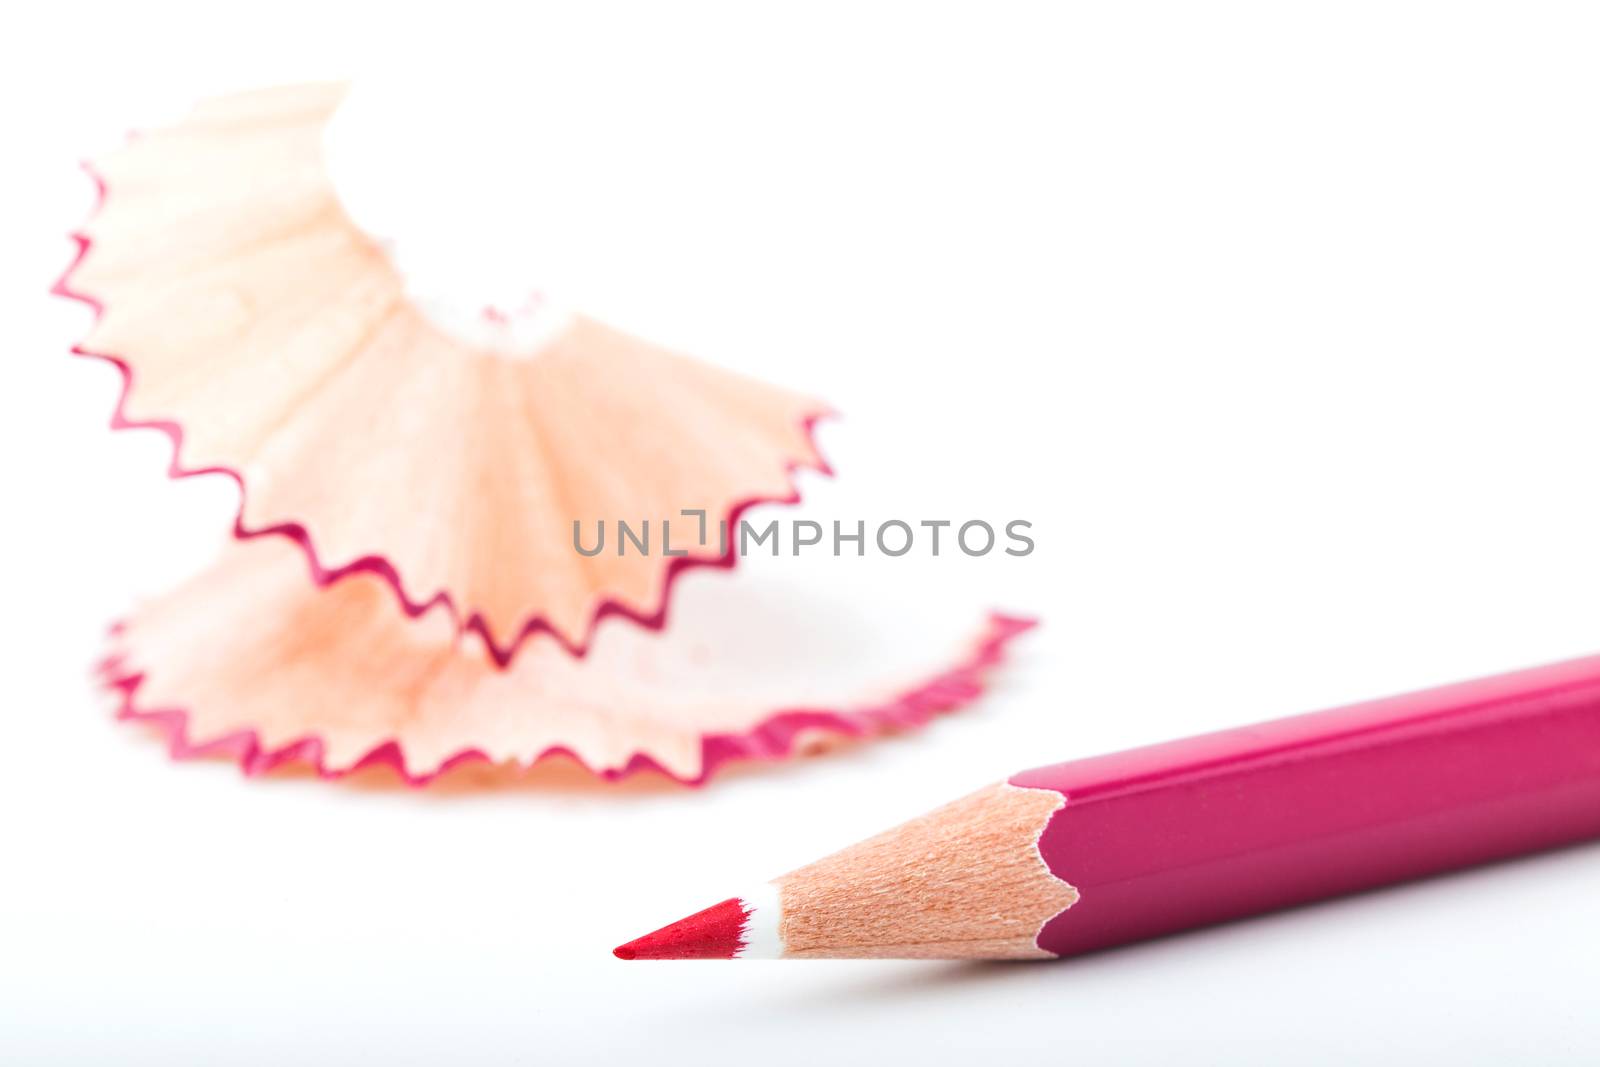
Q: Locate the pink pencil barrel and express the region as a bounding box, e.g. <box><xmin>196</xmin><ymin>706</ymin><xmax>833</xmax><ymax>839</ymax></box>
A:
<box><xmin>1011</xmin><ymin>655</ymin><xmax>1600</xmax><ymax>957</ymax></box>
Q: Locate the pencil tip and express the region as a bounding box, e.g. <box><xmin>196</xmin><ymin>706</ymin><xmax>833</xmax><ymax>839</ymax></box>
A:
<box><xmin>613</xmin><ymin>897</ymin><xmax>749</xmax><ymax>960</ymax></box>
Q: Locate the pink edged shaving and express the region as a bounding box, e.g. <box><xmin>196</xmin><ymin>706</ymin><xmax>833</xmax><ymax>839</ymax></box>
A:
<box><xmin>97</xmin><ymin>538</ymin><xmax>1036</xmax><ymax>786</ymax></box>
<box><xmin>54</xmin><ymin>82</ymin><xmax>831</xmax><ymax>662</ymax></box>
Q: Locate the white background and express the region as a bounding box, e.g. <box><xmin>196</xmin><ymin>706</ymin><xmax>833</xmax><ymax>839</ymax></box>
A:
<box><xmin>4</xmin><ymin>2</ymin><xmax>1600</xmax><ymax>1063</ymax></box>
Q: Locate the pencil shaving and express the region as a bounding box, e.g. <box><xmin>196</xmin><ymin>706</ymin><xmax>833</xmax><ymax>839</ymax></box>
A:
<box><xmin>56</xmin><ymin>82</ymin><xmax>830</xmax><ymax>660</ymax></box>
<box><xmin>99</xmin><ymin>538</ymin><xmax>1037</xmax><ymax>785</ymax></box>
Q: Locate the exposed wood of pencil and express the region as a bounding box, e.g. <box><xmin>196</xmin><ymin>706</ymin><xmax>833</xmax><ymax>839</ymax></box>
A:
<box><xmin>775</xmin><ymin>782</ymin><xmax>1076</xmax><ymax>959</ymax></box>
<box><xmin>612</xmin><ymin>782</ymin><xmax>1075</xmax><ymax>960</ymax></box>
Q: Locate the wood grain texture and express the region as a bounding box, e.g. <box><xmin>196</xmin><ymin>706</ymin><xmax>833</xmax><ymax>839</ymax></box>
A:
<box><xmin>71</xmin><ymin>83</ymin><xmax>828</xmax><ymax>654</ymax></box>
<box><xmin>776</xmin><ymin>782</ymin><xmax>1077</xmax><ymax>958</ymax></box>
<box><xmin>101</xmin><ymin>538</ymin><xmax>1026</xmax><ymax>783</ymax></box>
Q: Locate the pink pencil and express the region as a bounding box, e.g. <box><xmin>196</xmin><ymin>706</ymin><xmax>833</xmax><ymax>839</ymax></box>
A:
<box><xmin>616</xmin><ymin>655</ymin><xmax>1600</xmax><ymax>959</ymax></box>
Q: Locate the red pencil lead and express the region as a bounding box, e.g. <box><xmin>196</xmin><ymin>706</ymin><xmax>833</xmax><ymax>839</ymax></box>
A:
<box><xmin>614</xmin><ymin>898</ymin><xmax>750</xmax><ymax>960</ymax></box>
